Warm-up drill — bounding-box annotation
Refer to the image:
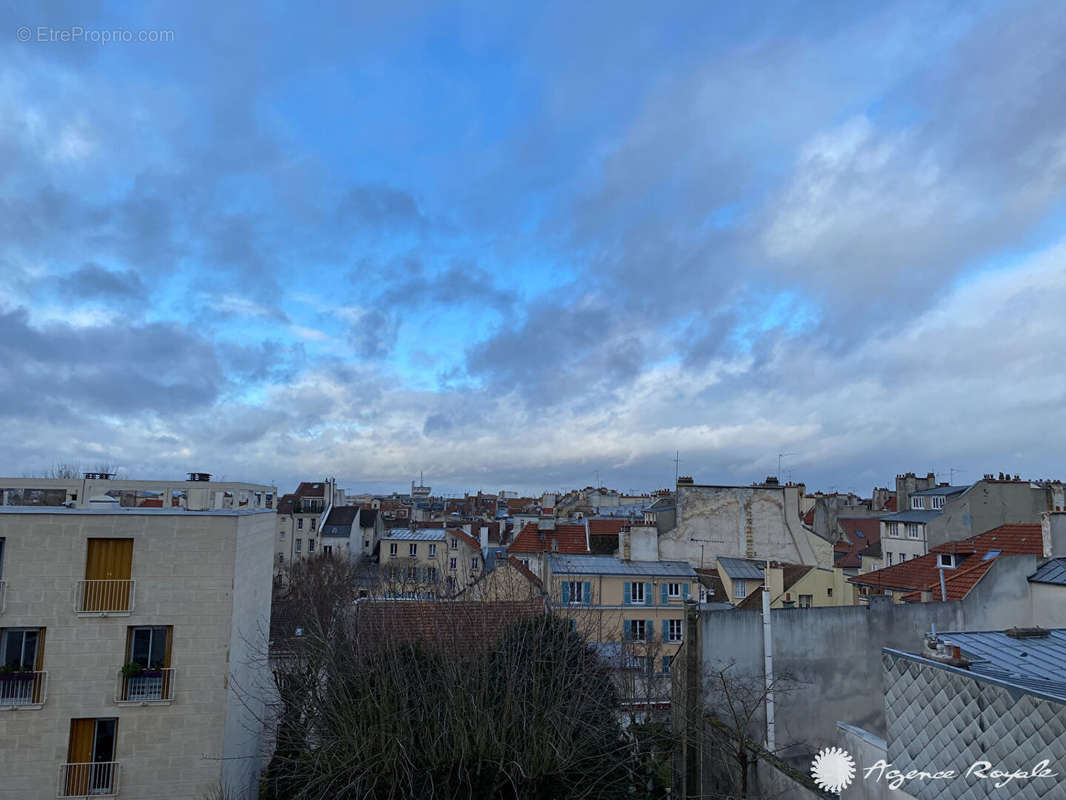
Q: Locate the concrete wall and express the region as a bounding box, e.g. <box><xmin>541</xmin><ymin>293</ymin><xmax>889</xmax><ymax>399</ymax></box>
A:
<box><xmin>0</xmin><ymin>508</ymin><xmax>275</xmax><ymax>800</ymax></box>
<box><xmin>694</xmin><ymin>554</ymin><xmax>1066</xmax><ymax>765</ymax></box>
<box><xmin>661</xmin><ymin>483</ymin><xmax>831</xmax><ymax>569</ymax></box>
<box><xmin>926</xmin><ymin>481</ymin><xmax>1052</xmax><ymax>548</ymax></box>
<box><xmin>837</xmin><ymin>723</ymin><xmax>916</xmax><ymax>800</ymax></box>
<box><xmin>222</xmin><ymin>512</ymin><xmax>274</xmax><ymax>799</ymax></box>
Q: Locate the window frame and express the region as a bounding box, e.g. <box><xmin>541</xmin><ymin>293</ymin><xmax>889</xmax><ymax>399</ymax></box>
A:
<box><xmin>389</xmin><ymin>542</ymin><xmax>398</xmax><ymax>557</ymax></box>
<box><xmin>566</xmin><ymin>581</ymin><xmax>584</xmax><ymax>605</ymax></box>
<box><xmin>408</xmin><ymin>543</ymin><xmax>418</xmax><ymax>558</ymax></box>
<box><xmin>734</xmin><ymin>579</ymin><xmax>747</xmax><ymax>599</ymax></box>
<box><xmin>667</xmin><ymin>582</ymin><xmax>681</xmax><ymax>598</ymax></box>
<box><xmin>631</xmin><ymin>581</ymin><xmax>645</xmax><ymax>604</ymax></box>
<box><xmin>667</xmin><ymin>618</ymin><xmax>683</xmax><ymax>642</ymax></box>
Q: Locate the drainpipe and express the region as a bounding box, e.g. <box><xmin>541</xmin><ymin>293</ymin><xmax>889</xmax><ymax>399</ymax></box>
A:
<box><xmin>939</xmin><ymin>567</ymin><xmax>947</xmax><ymax>601</ymax></box>
<box><xmin>762</xmin><ymin>577</ymin><xmax>775</xmax><ymax>752</ymax></box>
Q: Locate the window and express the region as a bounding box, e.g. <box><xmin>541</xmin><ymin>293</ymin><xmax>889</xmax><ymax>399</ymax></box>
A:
<box><xmin>278</xmin><ymin>553</ymin><xmax>284</xmax><ymax>564</ymax></box>
<box><xmin>322</xmin><ymin>545</ymin><xmax>332</xmax><ymax>556</ymax></box>
<box><xmin>449</xmin><ymin>557</ymin><xmax>457</xmax><ymax>571</ymax></box>
<box><xmin>279</xmin><ymin>530</ymin><xmax>285</xmax><ymax>540</ymax></box>
<box><xmin>295</xmin><ymin>539</ymin><xmax>302</xmax><ymax>554</ymax></box>
<box><xmin>63</xmin><ymin>718</ymin><xmax>118</xmax><ymax>797</ymax></box>
<box><xmin>629</xmin><ymin>620</ymin><xmax>649</xmax><ymax>642</ymax></box>
<box><xmin>886</xmin><ymin>552</ymin><xmax>893</xmax><ymax>565</ymax></box>
<box><xmin>886</xmin><ymin>523</ymin><xmax>899</xmax><ymax>538</ymax></box>
<box><xmin>428</xmin><ymin>543</ymin><xmax>437</xmax><ymax>558</ymax></box>
<box><xmin>734</xmin><ymin>579</ymin><xmax>747</xmax><ymax>599</ymax></box>
<box><xmin>911</xmin><ymin>496</ymin><xmax>924</xmax><ymax>510</ymax></box>
<box><xmin>311</xmin><ymin>518</ymin><xmax>317</xmax><ymax>531</ymax></box>
<box><xmin>298</xmin><ymin>518</ymin><xmax>303</xmax><ymax>530</ymax></box>
<box><xmin>827</xmin><ymin>587</ymin><xmax>833</xmax><ymax>597</ymax></box>
<box><xmin>426</xmin><ymin>567</ymin><xmax>438</xmax><ymax>582</ymax></box>
<box><xmin>308</xmin><ymin>539</ymin><xmax>315</xmax><ymax>552</ymax></box>
<box><xmin>450</xmin><ymin>537</ymin><xmax>458</xmax><ymax>550</ymax></box>
<box><xmin>569</xmin><ymin>619</ymin><xmax>578</xmax><ymax>633</ymax></box>
<box><xmin>520</xmin><ymin>558</ymin><xmax>530</xmax><ymax>568</ymax></box>
<box><xmin>631</xmin><ymin>582</ymin><xmax>645</xmax><ymax>604</ymax></box>
<box><xmin>667</xmin><ymin>582</ymin><xmax>681</xmax><ymax>598</ymax></box>
<box><xmin>907</xmin><ymin>523</ymin><xmax>921</xmax><ymax>539</ymax></box>
<box><xmin>798</xmin><ymin>594</ymin><xmax>813</xmax><ymax>608</ymax></box>
<box><xmin>662</xmin><ymin>656</ymin><xmax>673</xmax><ymax>674</ymax></box>
<box><xmin>565</xmin><ymin>581</ymin><xmax>584</xmax><ymax>604</ymax></box>
<box><xmin>932</xmin><ymin>495</ymin><xmax>945</xmax><ymax>510</ymax></box>
<box><xmin>389</xmin><ymin>542</ymin><xmax>398</xmax><ymax>557</ymax></box>
<box><xmin>939</xmin><ymin>553</ymin><xmax>956</xmax><ymax>569</ymax></box>
<box><xmin>409</xmin><ymin>543</ymin><xmax>418</xmax><ymax>557</ymax></box>
<box><xmin>667</xmin><ymin>619</ymin><xmax>683</xmax><ymax>642</ymax></box>
<box><xmin>471</xmin><ymin>557</ymin><xmax>480</xmax><ymax>571</ymax></box>
<box><xmin>2</xmin><ymin>627</ymin><xmax>41</xmax><ymax>670</ymax></box>
<box><xmin>128</xmin><ymin>626</ymin><xmax>169</xmax><ymax>670</ymax></box>
<box><xmin>405</xmin><ymin>567</ymin><xmax>417</xmax><ymax>582</ymax></box>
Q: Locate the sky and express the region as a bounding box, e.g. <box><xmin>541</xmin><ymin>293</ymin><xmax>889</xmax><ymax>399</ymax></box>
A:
<box><xmin>2</xmin><ymin>0</ymin><xmax>1066</xmax><ymax>497</ymax></box>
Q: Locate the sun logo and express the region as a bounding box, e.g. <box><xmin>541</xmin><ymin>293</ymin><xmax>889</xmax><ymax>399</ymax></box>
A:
<box><xmin>810</xmin><ymin>746</ymin><xmax>856</xmax><ymax>794</ymax></box>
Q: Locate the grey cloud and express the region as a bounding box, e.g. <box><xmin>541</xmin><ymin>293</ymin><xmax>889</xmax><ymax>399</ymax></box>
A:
<box><xmin>347</xmin><ymin>309</ymin><xmax>399</xmax><ymax>360</ymax></box>
<box><xmin>63</xmin><ymin>263</ymin><xmax>146</xmax><ymax>301</ymax></box>
<box><xmin>337</xmin><ymin>184</ymin><xmax>428</xmax><ymax>233</ymax></box>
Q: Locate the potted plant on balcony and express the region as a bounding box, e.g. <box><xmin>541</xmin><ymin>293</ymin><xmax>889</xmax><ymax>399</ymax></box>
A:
<box><xmin>122</xmin><ymin>661</ymin><xmax>163</xmax><ymax>679</ymax></box>
<box><xmin>0</xmin><ymin>664</ymin><xmax>34</xmax><ymax>681</ymax></box>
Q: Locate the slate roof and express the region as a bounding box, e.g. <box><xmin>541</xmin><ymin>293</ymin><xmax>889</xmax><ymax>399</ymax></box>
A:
<box><xmin>911</xmin><ymin>484</ymin><xmax>971</xmax><ymax>497</ymax></box>
<box><xmin>850</xmin><ymin>523</ymin><xmax>1044</xmax><ymax>599</ymax></box>
<box><xmin>294</xmin><ymin>481</ymin><xmax>326</xmax><ymax>498</ymax></box>
<box><xmin>547</xmin><ymin>555</ymin><xmax>696</xmax><ymax>578</ymax></box>
<box><xmin>880</xmin><ymin>510</ymin><xmax>941</xmax><ymax>523</ymax></box>
<box><xmin>509</xmin><ymin>523</ymin><xmax>589</xmax><ymax>555</ymax></box>
<box><xmin>717</xmin><ymin>556</ymin><xmax>765</xmax><ymax>580</ymax></box>
<box><xmin>936</xmin><ymin>629</ymin><xmax>1066</xmax><ymax>700</ymax></box>
<box><xmin>382</xmin><ymin>529</ymin><xmax>447</xmax><ymax>542</ymax></box>
<box><xmin>358</xmin><ymin>508</ymin><xmax>378</xmax><ymax>528</ymax></box>
<box><xmin>1027</xmin><ymin>558</ymin><xmax>1066</xmax><ymax>586</ymax></box>
<box><xmin>321</xmin><ymin>505</ymin><xmax>358</xmax><ymax>537</ymax></box>
<box><xmin>695</xmin><ymin>568</ymin><xmax>727</xmax><ymax>602</ymax></box>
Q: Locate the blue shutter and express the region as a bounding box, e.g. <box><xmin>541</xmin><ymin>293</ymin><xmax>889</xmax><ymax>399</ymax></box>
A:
<box><xmin>662</xmin><ymin>619</ymin><xmax>669</xmax><ymax>641</ymax></box>
<box><xmin>562</xmin><ymin>581</ymin><xmax>570</xmax><ymax>605</ymax></box>
<box><xmin>623</xmin><ymin>582</ymin><xmax>631</xmax><ymax>605</ymax></box>
<box><xmin>645</xmin><ymin>582</ymin><xmax>652</xmax><ymax>606</ymax></box>
<box><xmin>583</xmin><ymin>581</ymin><xmax>591</xmax><ymax>606</ymax></box>
<box><xmin>647</xmin><ymin>620</ymin><xmax>654</xmax><ymax>641</ymax></box>
<box><xmin>623</xmin><ymin>620</ymin><xmax>631</xmax><ymax>641</ymax></box>
<box><xmin>661</xmin><ymin>583</ymin><xmax>669</xmax><ymax>605</ymax></box>
<box><xmin>682</xmin><ymin>583</ymin><xmax>690</xmax><ymax>600</ymax></box>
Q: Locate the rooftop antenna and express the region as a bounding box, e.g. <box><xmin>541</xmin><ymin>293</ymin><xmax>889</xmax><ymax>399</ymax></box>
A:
<box><xmin>673</xmin><ymin>451</ymin><xmax>681</xmax><ymax>484</ymax></box>
<box><xmin>777</xmin><ymin>452</ymin><xmax>797</xmax><ymax>481</ymax></box>
<box><xmin>949</xmin><ymin>467</ymin><xmax>965</xmax><ymax>484</ymax></box>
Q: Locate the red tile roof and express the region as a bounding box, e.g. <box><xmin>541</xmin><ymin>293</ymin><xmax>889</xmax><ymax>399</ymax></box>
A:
<box><xmin>802</xmin><ymin>506</ymin><xmax>815</xmax><ymax>526</ymax></box>
<box><xmin>834</xmin><ymin>517</ymin><xmax>883</xmax><ymax>567</ymax></box>
<box><xmin>508</xmin><ymin>523</ymin><xmax>589</xmax><ymax>555</ymax></box>
<box><xmin>588</xmin><ymin>518</ymin><xmax>631</xmax><ymax>536</ymax></box>
<box><xmin>352</xmin><ymin>599</ymin><xmax>547</xmax><ymax>656</ymax></box>
<box><xmin>849</xmin><ymin>523</ymin><xmax>1044</xmax><ymax>600</ymax></box>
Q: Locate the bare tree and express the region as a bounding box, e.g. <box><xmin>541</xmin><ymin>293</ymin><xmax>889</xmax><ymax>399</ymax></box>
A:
<box><xmin>262</xmin><ymin>561</ymin><xmax>650</xmax><ymax>800</ymax></box>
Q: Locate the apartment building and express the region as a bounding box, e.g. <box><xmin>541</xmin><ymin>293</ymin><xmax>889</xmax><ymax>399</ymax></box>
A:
<box><xmin>545</xmin><ymin>555</ymin><xmax>697</xmax><ymax>676</ymax></box>
<box><xmin>0</xmin><ymin>483</ymin><xmax>275</xmax><ymax>800</ymax></box>
<box><xmin>378</xmin><ymin>528</ymin><xmax>483</xmax><ymax>597</ymax></box>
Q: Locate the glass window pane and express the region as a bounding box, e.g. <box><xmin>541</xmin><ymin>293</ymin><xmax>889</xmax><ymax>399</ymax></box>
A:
<box><xmin>131</xmin><ymin>629</ymin><xmax>151</xmax><ymax>665</ymax></box>
<box><xmin>149</xmin><ymin>628</ymin><xmax>167</xmax><ymax>667</ymax></box>
<box><xmin>2</xmin><ymin>630</ymin><xmax>21</xmax><ymax>668</ymax></box>
<box><xmin>22</xmin><ymin>630</ymin><xmax>37</xmax><ymax>668</ymax></box>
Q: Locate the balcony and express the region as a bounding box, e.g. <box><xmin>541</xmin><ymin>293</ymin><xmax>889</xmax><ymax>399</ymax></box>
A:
<box><xmin>73</xmin><ymin>580</ymin><xmax>136</xmax><ymax>615</ymax></box>
<box><xmin>0</xmin><ymin>670</ymin><xmax>47</xmax><ymax>708</ymax></box>
<box><xmin>116</xmin><ymin>668</ymin><xmax>175</xmax><ymax>705</ymax></box>
<box><xmin>57</xmin><ymin>762</ymin><xmax>119</xmax><ymax>797</ymax></box>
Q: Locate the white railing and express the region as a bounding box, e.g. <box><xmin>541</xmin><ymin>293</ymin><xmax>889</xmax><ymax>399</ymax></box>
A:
<box><xmin>0</xmin><ymin>670</ymin><xmax>47</xmax><ymax>707</ymax></box>
<box><xmin>0</xmin><ymin>579</ymin><xmax>5</xmax><ymax>614</ymax></box>
<box><xmin>57</xmin><ymin>761</ymin><xmax>119</xmax><ymax>797</ymax></box>
<box><xmin>73</xmin><ymin>580</ymin><xmax>135</xmax><ymax>614</ymax></box>
<box><xmin>116</xmin><ymin>668</ymin><xmax>175</xmax><ymax>704</ymax></box>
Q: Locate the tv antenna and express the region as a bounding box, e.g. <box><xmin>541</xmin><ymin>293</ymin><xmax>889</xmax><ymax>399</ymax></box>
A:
<box><xmin>673</xmin><ymin>451</ymin><xmax>681</xmax><ymax>484</ymax></box>
<box><xmin>777</xmin><ymin>452</ymin><xmax>797</xmax><ymax>481</ymax></box>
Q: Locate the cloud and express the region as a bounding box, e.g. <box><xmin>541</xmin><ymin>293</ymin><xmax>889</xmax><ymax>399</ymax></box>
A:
<box><xmin>63</xmin><ymin>263</ymin><xmax>146</xmax><ymax>301</ymax></box>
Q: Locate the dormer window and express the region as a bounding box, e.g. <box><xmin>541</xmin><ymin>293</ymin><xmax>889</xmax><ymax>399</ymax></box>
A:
<box><xmin>932</xmin><ymin>496</ymin><xmax>945</xmax><ymax>510</ymax></box>
<box><xmin>938</xmin><ymin>553</ymin><xmax>957</xmax><ymax>569</ymax></box>
<box><xmin>911</xmin><ymin>496</ymin><xmax>924</xmax><ymax>510</ymax></box>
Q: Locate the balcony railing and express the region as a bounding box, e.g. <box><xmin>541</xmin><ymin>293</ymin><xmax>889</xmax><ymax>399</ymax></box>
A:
<box><xmin>0</xmin><ymin>579</ymin><xmax>5</xmax><ymax>614</ymax></box>
<box><xmin>0</xmin><ymin>670</ymin><xmax>47</xmax><ymax>707</ymax></box>
<box><xmin>57</xmin><ymin>761</ymin><xmax>119</xmax><ymax>797</ymax></box>
<box><xmin>73</xmin><ymin>580</ymin><xmax>135</xmax><ymax>615</ymax></box>
<box><xmin>116</xmin><ymin>668</ymin><xmax>175</xmax><ymax>704</ymax></box>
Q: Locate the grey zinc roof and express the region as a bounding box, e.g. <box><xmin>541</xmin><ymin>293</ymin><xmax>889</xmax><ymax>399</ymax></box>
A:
<box><xmin>382</xmin><ymin>528</ymin><xmax>446</xmax><ymax>542</ymax></box>
<box><xmin>1028</xmin><ymin>558</ymin><xmax>1066</xmax><ymax>586</ymax></box>
<box><xmin>880</xmin><ymin>510</ymin><xmax>941</xmax><ymax>523</ymax></box>
<box><xmin>938</xmin><ymin>629</ymin><xmax>1066</xmax><ymax>701</ymax></box>
<box><xmin>716</xmin><ymin>556</ymin><xmax>765</xmax><ymax>580</ymax></box>
<box><xmin>910</xmin><ymin>484</ymin><xmax>971</xmax><ymax>497</ymax></box>
<box><xmin>547</xmin><ymin>555</ymin><xmax>696</xmax><ymax>577</ymax></box>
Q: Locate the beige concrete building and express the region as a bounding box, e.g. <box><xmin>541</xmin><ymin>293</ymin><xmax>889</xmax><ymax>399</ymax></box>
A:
<box><xmin>0</xmin><ymin>498</ymin><xmax>275</xmax><ymax>800</ymax></box>
<box><xmin>715</xmin><ymin>555</ymin><xmax>860</xmax><ymax>609</ymax></box>
<box><xmin>545</xmin><ymin>555</ymin><xmax>697</xmax><ymax>676</ymax></box>
<box><xmin>378</xmin><ymin>528</ymin><xmax>484</xmax><ymax>597</ymax></box>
